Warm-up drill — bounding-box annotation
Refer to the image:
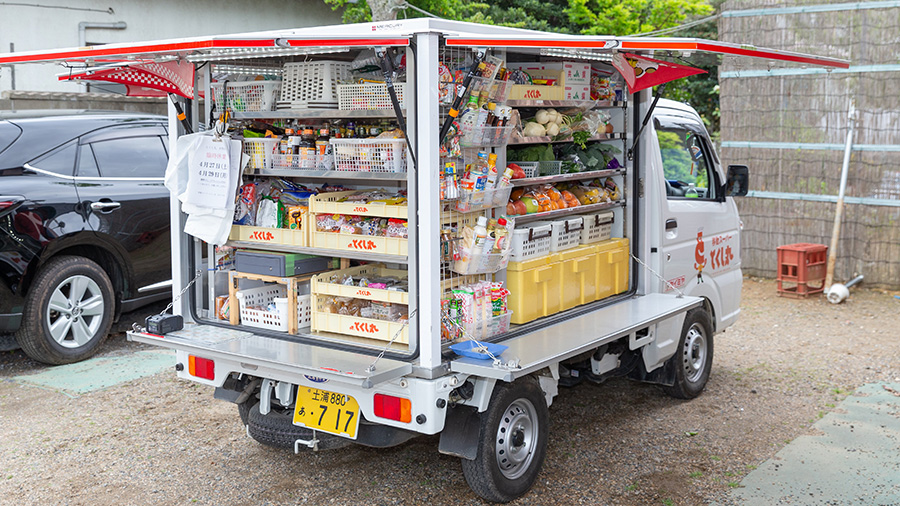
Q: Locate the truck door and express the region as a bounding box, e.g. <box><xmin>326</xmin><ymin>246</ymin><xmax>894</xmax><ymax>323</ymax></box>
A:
<box><xmin>654</xmin><ymin>110</ymin><xmax>742</xmax><ymax>328</ymax></box>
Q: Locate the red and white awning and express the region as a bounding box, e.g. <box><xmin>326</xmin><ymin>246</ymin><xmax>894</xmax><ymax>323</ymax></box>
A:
<box><xmin>59</xmin><ymin>60</ymin><xmax>195</xmax><ymax>98</ymax></box>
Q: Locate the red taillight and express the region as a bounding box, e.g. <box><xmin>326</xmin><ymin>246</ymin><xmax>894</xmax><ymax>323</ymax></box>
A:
<box><xmin>373</xmin><ymin>393</ymin><xmax>411</xmax><ymax>423</ymax></box>
<box><xmin>188</xmin><ymin>355</ymin><xmax>215</xmax><ymax>380</ymax></box>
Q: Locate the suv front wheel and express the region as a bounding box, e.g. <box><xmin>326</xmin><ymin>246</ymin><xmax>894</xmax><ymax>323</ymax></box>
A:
<box><xmin>17</xmin><ymin>256</ymin><xmax>114</xmax><ymax>364</ymax></box>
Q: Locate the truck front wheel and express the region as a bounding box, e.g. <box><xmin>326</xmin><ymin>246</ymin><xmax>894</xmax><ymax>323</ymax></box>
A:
<box><xmin>461</xmin><ymin>378</ymin><xmax>549</xmax><ymax>503</ymax></box>
<box><xmin>663</xmin><ymin>308</ymin><xmax>714</xmax><ymax>399</ymax></box>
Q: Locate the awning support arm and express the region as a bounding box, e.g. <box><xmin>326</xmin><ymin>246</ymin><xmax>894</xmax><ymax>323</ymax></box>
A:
<box><xmin>438</xmin><ymin>47</ymin><xmax>485</xmax><ymax>145</ymax></box>
<box><xmin>376</xmin><ymin>46</ymin><xmax>417</xmax><ymax>169</ymax></box>
<box><xmin>168</xmin><ymin>94</ymin><xmax>193</xmax><ymax>134</ymax></box>
<box><xmin>627</xmin><ymin>82</ymin><xmax>667</xmax><ymax>161</ymax></box>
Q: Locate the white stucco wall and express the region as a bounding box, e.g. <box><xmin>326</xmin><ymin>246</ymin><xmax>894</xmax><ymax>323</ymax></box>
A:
<box><xmin>0</xmin><ymin>0</ymin><xmax>343</xmax><ymax>92</ymax></box>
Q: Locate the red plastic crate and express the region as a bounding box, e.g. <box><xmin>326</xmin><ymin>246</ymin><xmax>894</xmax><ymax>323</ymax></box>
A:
<box><xmin>776</xmin><ymin>243</ymin><xmax>827</xmax><ymax>298</ymax></box>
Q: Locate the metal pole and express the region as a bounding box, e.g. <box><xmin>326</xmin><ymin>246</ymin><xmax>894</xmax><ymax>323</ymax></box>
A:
<box><xmin>8</xmin><ymin>43</ymin><xmax>14</xmax><ymax>90</ymax></box>
<box><xmin>825</xmin><ymin>99</ymin><xmax>855</xmax><ymax>289</ymax></box>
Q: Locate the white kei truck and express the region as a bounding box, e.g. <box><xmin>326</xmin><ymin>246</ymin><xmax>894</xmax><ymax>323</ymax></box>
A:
<box><xmin>0</xmin><ymin>19</ymin><xmax>847</xmax><ymax>502</ymax></box>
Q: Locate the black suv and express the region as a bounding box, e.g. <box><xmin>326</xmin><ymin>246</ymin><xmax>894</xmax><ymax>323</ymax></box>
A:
<box><xmin>0</xmin><ymin>110</ymin><xmax>171</xmax><ymax>364</ymax></box>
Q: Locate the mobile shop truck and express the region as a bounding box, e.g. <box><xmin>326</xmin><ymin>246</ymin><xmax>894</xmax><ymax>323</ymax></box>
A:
<box><xmin>0</xmin><ymin>20</ymin><xmax>847</xmax><ymax>502</ymax></box>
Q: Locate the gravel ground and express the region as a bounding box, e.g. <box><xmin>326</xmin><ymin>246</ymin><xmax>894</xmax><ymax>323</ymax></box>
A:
<box><xmin>1</xmin><ymin>277</ymin><xmax>898</xmax><ymax>506</ymax></box>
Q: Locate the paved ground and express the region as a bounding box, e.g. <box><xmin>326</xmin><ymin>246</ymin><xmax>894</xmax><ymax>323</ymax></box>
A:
<box><xmin>726</xmin><ymin>382</ymin><xmax>900</xmax><ymax>505</ymax></box>
<box><xmin>1</xmin><ymin>279</ymin><xmax>898</xmax><ymax>505</ymax></box>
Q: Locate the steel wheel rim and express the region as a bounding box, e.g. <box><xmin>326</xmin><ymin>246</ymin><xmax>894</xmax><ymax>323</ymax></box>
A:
<box><xmin>45</xmin><ymin>275</ymin><xmax>104</xmax><ymax>348</ymax></box>
<box><xmin>682</xmin><ymin>323</ymin><xmax>707</xmax><ymax>383</ymax></box>
<box><xmin>494</xmin><ymin>398</ymin><xmax>538</xmax><ymax>480</ymax></box>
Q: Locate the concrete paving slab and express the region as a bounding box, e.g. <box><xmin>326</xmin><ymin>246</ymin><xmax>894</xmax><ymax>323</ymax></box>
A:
<box><xmin>11</xmin><ymin>350</ymin><xmax>175</xmax><ymax>395</ymax></box>
<box><xmin>727</xmin><ymin>382</ymin><xmax>900</xmax><ymax>505</ymax></box>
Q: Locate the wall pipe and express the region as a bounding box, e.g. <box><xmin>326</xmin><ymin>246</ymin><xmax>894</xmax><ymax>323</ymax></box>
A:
<box><xmin>78</xmin><ymin>21</ymin><xmax>127</xmax><ymax>47</ymax></box>
<box><xmin>77</xmin><ymin>21</ymin><xmax>126</xmax><ymax>92</ymax></box>
<box><xmin>825</xmin><ymin>100</ymin><xmax>855</xmax><ymax>290</ymax></box>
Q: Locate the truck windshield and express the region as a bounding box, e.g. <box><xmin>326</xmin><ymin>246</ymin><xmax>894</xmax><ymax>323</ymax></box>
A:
<box><xmin>655</xmin><ymin>118</ymin><xmax>716</xmax><ymax>200</ymax></box>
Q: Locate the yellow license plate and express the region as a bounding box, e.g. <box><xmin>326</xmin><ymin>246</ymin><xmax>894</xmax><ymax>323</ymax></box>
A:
<box><xmin>293</xmin><ymin>387</ymin><xmax>360</xmax><ymax>439</ymax></box>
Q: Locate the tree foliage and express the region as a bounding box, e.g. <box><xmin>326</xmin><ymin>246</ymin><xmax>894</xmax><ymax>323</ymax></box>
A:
<box><xmin>322</xmin><ymin>0</ymin><xmax>719</xmax><ymax>134</ymax></box>
<box><xmin>324</xmin><ymin>0</ymin><xmax>712</xmax><ymax>35</ymax></box>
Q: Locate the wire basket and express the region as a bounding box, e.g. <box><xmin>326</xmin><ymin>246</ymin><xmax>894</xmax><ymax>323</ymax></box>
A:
<box><xmin>331</xmin><ymin>138</ymin><xmax>408</xmax><ymax>172</ymax></box>
<box><xmin>211</xmin><ymin>81</ymin><xmax>281</xmax><ymax>112</ymax></box>
<box><xmin>455</xmin><ymin>185</ymin><xmax>513</xmax><ymax>213</ymax></box>
<box><xmin>452</xmin><ymin>244</ymin><xmax>511</xmax><ymax>275</ymax></box>
<box><xmin>278</xmin><ymin>61</ymin><xmax>353</xmax><ymax>108</ymax></box>
<box><xmin>338</xmin><ymin>82</ymin><xmax>407</xmax><ymax>110</ymax></box>
<box><xmin>466</xmin><ymin>76</ymin><xmax>514</xmax><ymax>104</ymax></box>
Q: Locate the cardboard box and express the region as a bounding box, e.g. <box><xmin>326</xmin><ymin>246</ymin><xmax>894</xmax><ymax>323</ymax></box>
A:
<box><xmin>509</xmin><ymin>63</ymin><xmax>592</xmax><ymax>101</ymax></box>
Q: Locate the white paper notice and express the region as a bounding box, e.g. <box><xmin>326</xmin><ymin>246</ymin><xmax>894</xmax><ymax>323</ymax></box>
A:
<box><xmin>185</xmin><ymin>136</ymin><xmax>232</xmax><ymax>210</ymax></box>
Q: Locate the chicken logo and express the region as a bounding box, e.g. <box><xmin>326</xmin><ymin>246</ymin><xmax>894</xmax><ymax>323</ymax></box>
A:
<box><xmin>693</xmin><ymin>230</ymin><xmax>706</xmax><ymax>284</ymax></box>
<box><xmin>626</xmin><ymin>57</ymin><xmax>658</xmax><ymax>78</ymax></box>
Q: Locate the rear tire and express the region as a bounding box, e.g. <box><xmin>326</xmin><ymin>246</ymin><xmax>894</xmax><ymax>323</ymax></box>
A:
<box><xmin>16</xmin><ymin>256</ymin><xmax>114</xmax><ymax>365</ymax></box>
<box><xmin>663</xmin><ymin>308</ymin><xmax>714</xmax><ymax>399</ymax></box>
<box><xmin>461</xmin><ymin>378</ymin><xmax>549</xmax><ymax>503</ymax></box>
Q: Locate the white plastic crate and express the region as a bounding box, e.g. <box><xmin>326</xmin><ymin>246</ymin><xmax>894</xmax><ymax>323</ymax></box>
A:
<box><xmin>579</xmin><ymin>211</ymin><xmax>614</xmax><ymax>244</ymax></box>
<box><xmin>331</xmin><ymin>138</ymin><xmax>407</xmax><ymax>172</ymax></box>
<box><xmin>211</xmin><ymin>80</ymin><xmax>281</xmax><ymax>112</ymax></box>
<box><xmin>279</xmin><ymin>61</ymin><xmax>352</xmax><ymax>108</ymax></box>
<box><xmin>243</xmin><ymin>138</ymin><xmax>280</xmax><ymax>170</ymax></box>
<box><xmin>507</xmin><ymin>161</ymin><xmax>538</xmax><ymax>178</ymax></box>
<box><xmin>542</xmin><ymin>217</ymin><xmax>584</xmax><ymax>252</ymax></box>
<box><xmin>236</xmin><ymin>285</ymin><xmax>312</xmax><ymax>332</ymax></box>
<box><xmin>509</xmin><ymin>222</ymin><xmax>553</xmax><ymax>262</ymax></box>
<box><xmin>338</xmin><ymin>82</ymin><xmax>407</xmax><ymax>110</ymax></box>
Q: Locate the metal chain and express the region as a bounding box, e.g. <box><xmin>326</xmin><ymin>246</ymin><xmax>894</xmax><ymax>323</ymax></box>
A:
<box><xmin>158</xmin><ymin>270</ymin><xmax>203</xmax><ymax>316</ymax></box>
<box><xmin>365</xmin><ymin>308</ymin><xmax>418</xmax><ymax>374</ymax></box>
<box><xmin>442</xmin><ymin>314</ymin><xmax>514</xmax><ymax>368</ymax></box>
<box><xmin>630</xmin><ymin>254</ymin><xmax>685</xmax><ymax>297</ymax></box>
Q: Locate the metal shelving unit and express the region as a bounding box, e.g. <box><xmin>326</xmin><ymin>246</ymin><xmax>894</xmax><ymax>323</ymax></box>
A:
<box><xmin>508</xmin><ymin>132</ymin><xmax>625</xmax><ymax>146</ymax></box>
<box><xmin>506</xmin><ymin>99</ymin><xmax>626</xmax><ymax>109</ymax></box>
<box><xmin>509</xmin><ymin>200</ymin><xmax>624</xmax><ymax>225</ymax></box>
<box><xmin>226</xmin><ymin>240</ymin><xmax>409</xmax><ymax>264</ymax></box>
<box><xmin>248</xmin><ymin>168</ymin><xmax>408</xmax><ymax>180</ymax></box>
<box><xmin>510</xmin><ymin>168</ymin><xmax>625</xmax><ymax>187</ymax></box>
<box><xmin>232</xmin><ymin>109</ymin><xmax>405</xmax><ymax>120</ymax></box>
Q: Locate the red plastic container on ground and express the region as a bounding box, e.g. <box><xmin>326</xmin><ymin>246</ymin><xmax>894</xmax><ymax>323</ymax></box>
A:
<box><xmin>776</xmin><ymin>243</ymin><xmax>827</xmax><ymax>298</ymax></box>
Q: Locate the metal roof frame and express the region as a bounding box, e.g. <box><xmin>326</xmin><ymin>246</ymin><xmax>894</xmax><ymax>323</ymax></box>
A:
<box><xmin>0</xmin><ymin>18</ymin><xmax>849</xmax><ymax>69</ymax></box>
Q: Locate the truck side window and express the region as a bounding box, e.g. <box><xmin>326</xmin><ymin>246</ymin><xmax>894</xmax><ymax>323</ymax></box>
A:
<box><xmin>656</xmin><ymin>121</ymin><xmax>716</xmax><ymax>200</ymax></box>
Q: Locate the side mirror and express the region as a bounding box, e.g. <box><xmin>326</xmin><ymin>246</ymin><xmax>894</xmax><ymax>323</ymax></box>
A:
<box><xmin>725</xmin><ymin>164</ymin><xmax>749</xmax><ymax>197</ymax></box>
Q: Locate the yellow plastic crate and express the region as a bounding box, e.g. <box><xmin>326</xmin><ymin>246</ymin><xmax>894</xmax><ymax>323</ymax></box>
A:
<box><xmin>311</xmin><ymin>264</ymin><xmax>409</xmax><ymax>305</ymax></box>
<box><xmin>558</xmin><ymin>244</ymin><xmax>599</xmax><ymax>309</ymax></box>
<box><xmin>595</xmin><ymin>238</ymin><xmax>630</xmax><ymax>301</ymax></box>
<box><xmin>311</xmin><ymin>231</ymin><xmax>408</xmax><ymax>257</ymax></box>
<box><xmin>229</xmin><ymin>224</ymin><xmax>307</xmax><ymax>247</ymax></box>
<box><xmin>309</xmin><ymin>190</ymin><xmax>408</xmax><ymax>219</ymax></box>
<box><xmin>506</xmin><ymin>254</ymin><xmax>561</xmax><ymax>325</ymax></box>
<box><xmin>310</xmin><ymin>295</ymin><xmax>409</xmax><ymax>344</ymax></box>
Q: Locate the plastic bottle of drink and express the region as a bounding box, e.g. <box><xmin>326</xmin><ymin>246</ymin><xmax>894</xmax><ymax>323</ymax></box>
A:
<box><xmin>472</xmin><ymin>216</ymin><xmax>489</xmax><ymax>250</ymax></box>
<box><xmin>685</xmin><ymin>183</ymin><xmax>699</xmax><ymax>198</ymax></box>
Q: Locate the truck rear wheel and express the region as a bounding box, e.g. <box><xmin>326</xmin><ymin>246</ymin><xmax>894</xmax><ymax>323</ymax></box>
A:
<box><xmin>461</xmin><ymin>378</ymin><xmax>549</xmax><ymax>503</ymax></box>
<box><xmin>663</xmin><ymin>308</ymin><xmax>714</xmax><ymax>399</ymax></box>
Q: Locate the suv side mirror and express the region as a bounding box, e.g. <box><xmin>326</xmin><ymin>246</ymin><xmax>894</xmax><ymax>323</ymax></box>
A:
<box><xmin>725</xmin><ymin>164</ymin><xmax>749</xmax><ymax>197</ymax></box>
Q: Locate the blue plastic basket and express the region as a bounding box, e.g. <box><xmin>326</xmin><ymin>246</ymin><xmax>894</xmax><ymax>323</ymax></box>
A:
<box><xmin>449</xmin><ymin>340</ymin><xmax>508</xmax><ymax>360</ymax></box>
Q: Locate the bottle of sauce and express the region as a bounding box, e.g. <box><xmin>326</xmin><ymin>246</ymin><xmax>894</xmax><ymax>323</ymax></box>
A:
<box><xmin>299</xmin><ymin>128</ymin><xmax>316</xmax><ymax>169</ymax></box>
<box><xmin>316</xmin><ymin>128</ymin><xmax>330</xmax><ymax>169</ymax></box>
